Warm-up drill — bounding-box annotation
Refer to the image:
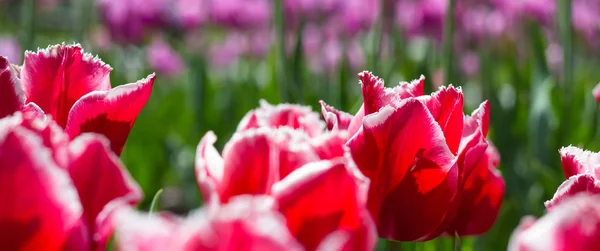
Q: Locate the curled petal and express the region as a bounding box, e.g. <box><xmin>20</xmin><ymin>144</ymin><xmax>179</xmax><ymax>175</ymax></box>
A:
<box><xmin>65</xmin><ymin>73</ymin><xmax>155</xmax><ymax>155</ymax></box>
<box><xmin>272</xmin><ymin>158</ymin><xmax>375</xmax><ymax>251</ymax></box>
<box><xmin>347</xmin><ymin>99</ymin><xmax>457</xmax><ymax>241</ymax></box>
<box><xmin>311</xmin><ymin>131</ymin><xmax>349</xmax><ymax>160</ymax></box>
<box><xmin>0</xmin><ymin>56</ymin><xmax>26</xmax><ymax>118</ymax></box>
<box><xmin>0</xmin><ymin>126</ymin><xmax>85</xmax><ymax>251</ymax></box>
<box><xmin>558</xmin><ymin>146</ymin><xmax>600</xmax><ymax>179</ymax></box>
<box><xmin>347</xmin><ymin>105</ymin><xmax>365</xmax><ymax>137</ymax></box>
<box><xmin>508</xmin><ymin>194</ymin><xmax>600</xmax><ymax>251</ymax></box>
<box><xmin>417</xmin><ymin>86</ymin><xmax>464</xmax><ymax>155</ymax></box>
<box><xmin>545</xmin><ymin>174</ymin><xmax>600</xmax><ymax>210</ymax></box>
<box><xmin>21</xmin><ymin>43</ymin><xmax>112</xmax><ymax>127</ymax></box>
<box><xmin>319</xmin><ymin>100</ymin><xmax>353</xmax><ymax>131</ymax></box>
<box><xmin>194</xmin><ymin>131</ymin><xmax>225</xmax><ymax>206</ymax></box>
<box><xmin>66</xmin><ymin>133</ymin><xmax>142</xmax><ymax>248</ymax></box>
<box><xmin>359</xmin><ymin>71</ymin><xmax>424</xmax><ymax>115</ymax></box>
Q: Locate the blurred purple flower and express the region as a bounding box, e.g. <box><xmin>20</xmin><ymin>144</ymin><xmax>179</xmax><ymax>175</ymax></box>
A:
<box><xmin>461</xmin><ymin>51</ymin><xmax>480</xmax><ymax>77</ymax></box>
<box><xmin>146</xmin><ymin>36</ymin><xmax>185</xmax><ymax>77</ymax></box>
<box><xmin>96</xmin><ymin>0</ymin><xmax>168</xmax><ymax>44</ymax></box>
<box><xmin>335</xmin><ymin>0</ymin><xmax>379</xmax><ymax>36</ymax></box>
<box><xmin>572</xmin><ymin>0</ymin><xmax>600</xmax><ymax>47</ymax></box>
<box><xmin>395</xmin><ymin>0</ymin><xmax>447</xmax><ymax>41</ymax></box>
<box><xmin>0</xmin><ymin>36</ymin><xmax>21</xmax><ymax>64</ymax></box>
<box><xmin>210</xmin><ymin>0</ymin><xmax>271</xmax><ymax>30</ymax></box>
<box><xmin>209</xmin><ymin>33</ymin><xmax>244</xmax><ymax>68</ymax></box>
<box><xmin>174</xmin><ymin>0</ymin><xmax>209</xmax><ymax>29</ymax></box>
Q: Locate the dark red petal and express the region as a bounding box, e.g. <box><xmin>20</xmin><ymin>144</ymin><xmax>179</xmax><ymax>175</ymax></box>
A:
<box><xmin>273</xmin><ymin>158</ymin><xmax>375</xmax><ymax>251</ymax></box>
<box><xmin>316</xmin><ymin>210</ymin><xmax>377</xmax><ymax>251</ymax></box>
<box><xmin>359</xmin><ymin>71</ymin><xmax>424</xmax><ymax>115</ymax></box>
<box><xmin>509</xmin><ymin>194</ymin><xmax>600</xmax><ymax>251</ymax></box>
<box><xmin>237</xmin><ymin>100</ymin><xmax>325</xmax><ymax>137</ymax></box>
<box><xmin>559</xmin><ymin>146</ymin><xmax>600</xmax><ymax>179</ymax></box>
<box><xmin>66</xmin><ymin>133</ymin><xmax>142</xmax><ymax>248</ymax></box>
<box><xmin>319</xmin><ymin>100</ymin><xmax>353</xmax><ymax>131</ymax></box>
<box><xmin>347</xmin><ymin>99</ymin><xmax>457</xmax><ymax>241</ymax></box>
<box><xmin>451</xmin><ymin>145</ymin><xmax>505</xmax><ymax>236</ymax></box>
<box><xmin>0</xmin><ymin>126</ymin><xmax>85</xmax><ymax>251</ymax></box>
<box><xmin>181</xmin><ymin>195</ymin><xmax>304</xmax><ymax>251</ymax></box>
<box><xmin>194</xmin><ymin>131</ymin><xmax>225</xmax><ymax>206</ymax></box>
<box><xmin>417</xmin><ymin>86</ymin><xmax>464</xmax><ymax>154</ymax></box>
<box><xmin>544</xmin><ymin>174</ymin><xmax>600</xmax><ymax>210</ymax></box>
<box><xmin>470</xmin><ymin>101</ymin><xmax>490</xmax><ymax>137</ymax></box>
<box><xmin>0</xmin><ymin>56</ymin><xmax>26</xmax><ymax>118</ymax></box>
<box><xmin>21</xmin><ymin>44</ymin><xmax>112</xmax><ymax>127</ymax></box>
<box><xmin>65</xmin><ymin>73</ymin><xmax>155</xmax><ymax>155</ymax></box>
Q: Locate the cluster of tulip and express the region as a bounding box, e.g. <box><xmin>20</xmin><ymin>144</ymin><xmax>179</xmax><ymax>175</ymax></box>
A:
<box><xmin>0</xmin><ymin>43</ymin><xmax>510</xmax><ymax>250</ymax></box>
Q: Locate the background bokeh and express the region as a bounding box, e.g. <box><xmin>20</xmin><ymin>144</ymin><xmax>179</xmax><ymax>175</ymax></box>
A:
<box><xmin>1</xmin><ymin>0</ymin><xmax>599</xmax><ymax>250</ymax></box>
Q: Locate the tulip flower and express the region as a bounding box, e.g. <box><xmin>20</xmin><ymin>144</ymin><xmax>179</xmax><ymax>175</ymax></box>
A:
<box><xmin>195</xmin><ymin>124</ymin><xmax>375</xmax><ymax>250</ymax></box>
<box><xmin>111</xmin><ymin>195</ymin><xmax>304</xmax><ymax>251</ymax></box>
<box><xmin>0</xmin><ymin>44</ymin><xmax>154</xmax><ymax>155</ymax></box>
<box><xmin>0</xmin><ymin>112</ymin><xmax>142</xmax><ymax>250</ymax></box>
<box><xmin>320</xmin><ymin>71</ymin><xmax>504</xmax><ymax>241</ymax></box>
<box><xmin>544</xmin><ymin>146</ymin><xmax>600</xmax><ymax>210</ymax></box>
<box><xmin>508</xmin><ymin>194</ymin><xmax>600</xmax><ymax>251</ymax></box>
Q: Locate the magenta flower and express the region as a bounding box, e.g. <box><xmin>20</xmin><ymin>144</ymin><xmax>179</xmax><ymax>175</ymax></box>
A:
<box><xmin>146</xmin><ymin>36</ymin><xmax>185</xmax><ymax>77</ymax></box>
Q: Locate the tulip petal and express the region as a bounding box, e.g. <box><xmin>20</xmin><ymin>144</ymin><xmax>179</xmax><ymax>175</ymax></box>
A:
<box><xmin>417</xmin><ymin>86</ymin><xmax>464</xmax><ymax>154</ymax></box>
<box><xmin>112</xmin><ymin>207</ymin><xmax>181</xmax><ymax>251</ymax></box>
<box><xmin>273</xmin><ymin>158</ymin><xmax>375</xmax><ymax>251</ymax></box>
<box><xmin>559</xmin><ymin>146</ymin><xmax>600</xmax><ymax>179</ymax></box>
<box><xmin>347</xmin><ymin>105</ymin><xmax>365</xmax><ymax>137</ymax></box>
<box><xmin>181</xmin><ymin>196</ymin><xmax>304</xmax><ymax>251</ymax></box>
<box><xmin>21</xmin><ymin>44</ymin><xmax>112</xmax><ymax>127</ymax></box>
<box><xmin>0</xmin><ymin>126</ymin><xmax>85</xmax><ymax>251</ymax></box>
<box><xmin>66</xmin><ymin>134</ymin><xmax>142</xmax><ymax>248</ymax></box>
<box><xmin>347</xmin><ymin>99</ymin><xmax>457</xmax><ymax>241</ymax></box>
<box><xmin>359</xmin><ymin>71</ymin><xmax>424</xmax><ymax>115</ymax></box>
<box><xmin>0</xmin><ymin>56</ymin><xmax>26</xmax><ymax>118</ymax></box>
<box><xmin>237</xmin><ymin>100</ymin><xmax>325</xmax><ymax>137</ymax></box>
<box><xmin>593</xmin><ymin>82</ymin><xmax>600</xmax><ymax>103</ymax></box>
<box><xmin>319</xmin><ymin>100</ymin><xmax>353</xmax><ymax>131</ymax></box>
<box><xmin>65</xmin><ymin>73</ymin><xmax>155</xmax><ymax>155</ymax></box>
<box><xmin>195</xmin><ymin>131</ymin><xmax>225</xmax><ymax>205</ymax></box>
<box><xmin>544</xmin><ymin>174</ymin><xmax>600</xmax><ymax>210</ymax></box>
<box><xmin>509</xmin><ymin>194</ymin><xmax>600</xmax><ymax>251</ymax></box>
<box><xmin>450</xmin><ymin>145</ymin><xmax>504</xmax><ymax>236</ymax></box>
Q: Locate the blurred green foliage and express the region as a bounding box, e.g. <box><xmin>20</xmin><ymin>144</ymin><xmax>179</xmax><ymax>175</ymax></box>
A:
<box><xmin>2</xmin><ymin>1</ymin><xmax>600</xmax><ymax>250</ymax></box>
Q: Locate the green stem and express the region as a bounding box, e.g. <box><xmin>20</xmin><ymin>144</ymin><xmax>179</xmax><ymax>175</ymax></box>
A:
<box><xmin>188</xmin><ymin>53</ymin><xmax>208</xmax><ymax>134</ymax></box>
<box><xmin>558</xmin><ymin>0</ymin><xmax>573</xmax><ymax>139</ymax></box>
<box><xmin>273</xmin><ymin>0</ymin><xmax>288</xmax><ymax>102</ymax></box>
<box><xmin>386</xmin><ymin>240</ymin><xmax>402</xmax><ymax>251</ymax></box>
<box><xmin>19</xmin><ymin>0</ymin><xmax>35</xmax><ymax>52</ymax></box>
<box><xmin>442</xmin><ymin>0</ymin><xmax>456</xmax><ymax>84</ymax></box>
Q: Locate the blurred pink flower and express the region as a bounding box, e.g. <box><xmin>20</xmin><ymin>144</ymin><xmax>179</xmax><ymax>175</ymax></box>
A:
<box><xmin>209</xmin><ymin>33</ymin><xmax>244</xmax><ymax>68</ymax></box>
<box><xmin>210</xmin><ymin>0</ymin><xmax>272</xmax><ymax>30</ymax></box>
<box><xmin>97</xmin><ymin>0</ymin><xmax>168</xmax><ymax>44</ymax></box>
<box><xmin>0</xmin><ymin>36</ymin><xmax>21</xmax><ymax>64</ymax></box>
<box><xmin>572</xmin><ymin>0</ymin><xmax>600</xmax><ymax>47</ymax></box>
<box><xmin>461</xmin><ymin>52</ymin><xmax>480</xmax><ymax>77</ymax></box>
<box><xmin>146</xmin><ymin>36</ymin><xmax>185</xmax><ymax>77</ymax></box>
<box><xmin>174</xmin><ymin>0</ymin><xmax>209</xmax><ymax>29</ymax></box>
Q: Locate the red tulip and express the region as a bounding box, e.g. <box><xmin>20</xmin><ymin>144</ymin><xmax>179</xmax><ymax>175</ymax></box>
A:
<box><xmin>195</xmin><ymin>126</ymin><xmax>375</xmax><ymax>250</ymax></box>
<box><xmin>237</xmin><ymin>99</ymin><xmax>326</xmax><ymax>137</ymax></box>
<box><xmin>545</xmin><ymin>146</ymin><xmax>600</xmax><ymax>210</ymax></box>
<box><xmin>195</xmin><ymin>127</ymin><xmax>345</xmax><ymax>204</ymax></box>
<box><xmin>111</xmin><ymin>195</ymin><xmax>304</xmax><ymax>251</ymax></box>
<box><xmin>0</xmin><ymin>112</ymin><xmax>142</xmax><ymax>250</ymax></box>
<box><xmin>0</xmin><ymin>43</ymin><xmax>155</xmax><ymax>155</ymax></box>
<box><xmin>508</xmin><ymin>194</ymin><xmax>600</xmax><ymax>251</ymax></box>
<box><xmin>320</xmin><ymin>71</ymin><xmax>503</xmax><ymax>241</ymax></box>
